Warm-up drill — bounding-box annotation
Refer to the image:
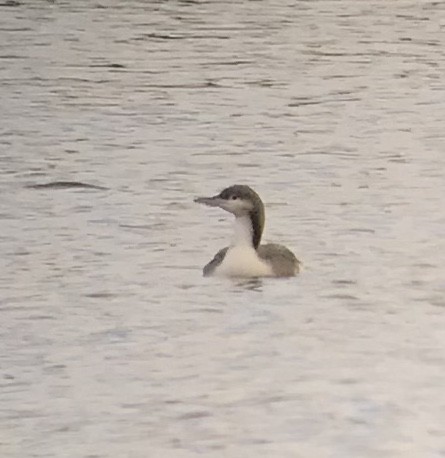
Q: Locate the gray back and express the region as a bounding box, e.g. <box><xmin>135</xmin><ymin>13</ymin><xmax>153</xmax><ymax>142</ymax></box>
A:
<box><xmin>203</xmin><ymin>247</ymin><xmax>229</xmax><ymax>277</ymax></box>
<box><xmin>257</xmin><ymin>243</ymin><xmax>300</xmax><ymax>277</ymax></box>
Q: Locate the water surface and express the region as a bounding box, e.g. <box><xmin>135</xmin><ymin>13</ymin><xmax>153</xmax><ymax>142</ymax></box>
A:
<box><xmin>1</xmin><ymin>1</ymin><xmax>444</xmax><ymax>457</ymax></box>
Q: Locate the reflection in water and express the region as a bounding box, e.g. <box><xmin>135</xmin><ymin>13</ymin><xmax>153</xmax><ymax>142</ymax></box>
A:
<box><xmin>1</xmin><ymin>1</ymin><xmax>444</xmax><ymax>457</ymax></box>
<box><xmin>233</xmin><ymin>278</ymin><xmax>264</xmax><ymax>292</ymax></box>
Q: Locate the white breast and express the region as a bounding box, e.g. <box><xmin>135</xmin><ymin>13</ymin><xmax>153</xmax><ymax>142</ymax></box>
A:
<box><xmin>214</xmin><ymin>246</ymin><xmax>273</xmax><ymax>278</ymax></box>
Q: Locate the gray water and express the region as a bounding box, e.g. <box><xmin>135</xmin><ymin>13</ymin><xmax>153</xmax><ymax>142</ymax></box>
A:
<box><xmin>1</xmin><ymin>1</ymin><xmax>445</xmax><ymax>457</ymax></box>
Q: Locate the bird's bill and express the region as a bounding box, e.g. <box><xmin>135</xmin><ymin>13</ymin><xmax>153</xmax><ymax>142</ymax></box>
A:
<box><xmin>194</xmin><ymin>195</ymin><xmax>224</xmax><ymax>208</ymax></box>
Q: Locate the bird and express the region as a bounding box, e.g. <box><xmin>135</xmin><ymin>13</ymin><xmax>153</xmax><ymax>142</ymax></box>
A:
<box><xmin>194</xmin><ymin>185</ymin><xmax>300</xmax><ymax>277</ymax></box>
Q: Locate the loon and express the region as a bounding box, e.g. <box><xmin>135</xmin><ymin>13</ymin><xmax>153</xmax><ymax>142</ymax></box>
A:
<box><xmin>194</xmin><ymin>185</ymin><xmax>300</xmax><ymax>278</ymax></box>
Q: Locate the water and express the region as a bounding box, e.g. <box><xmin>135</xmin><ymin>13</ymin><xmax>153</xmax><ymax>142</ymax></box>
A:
<box><xmin>1</xmin><ymin>1</ymin><xmax>444</xmax><ymax>457</ymax></box>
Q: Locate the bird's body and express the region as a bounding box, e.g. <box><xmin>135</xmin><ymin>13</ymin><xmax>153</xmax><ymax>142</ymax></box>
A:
<box><xmin>194</xmin><ymin>185</ymin><xmax>300</xmax><ymax>278</ymax></box>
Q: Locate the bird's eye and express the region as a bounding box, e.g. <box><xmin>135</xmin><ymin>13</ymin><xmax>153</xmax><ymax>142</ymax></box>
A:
<box><xmin>231</xmin><ymin>195</ymin><xmax>238</xmax><ymax>200</ymax></box>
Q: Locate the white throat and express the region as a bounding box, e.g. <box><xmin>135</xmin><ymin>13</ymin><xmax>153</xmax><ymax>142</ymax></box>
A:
<box><xmin>216</xmin><ymin>214</ymin><xmax>272</xmax><ymax>277</ymax></box>
<box><xmin>231</xmin><ymin>215</ymin><xmax>254</xmax><ymax>248</ymax></box>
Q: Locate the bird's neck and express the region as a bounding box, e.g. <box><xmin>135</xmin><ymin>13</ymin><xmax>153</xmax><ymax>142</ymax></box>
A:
<box><xmin>231</xmin><ymin>214</ymin><xmax>262</xmax><ymax>249</ymax></box>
